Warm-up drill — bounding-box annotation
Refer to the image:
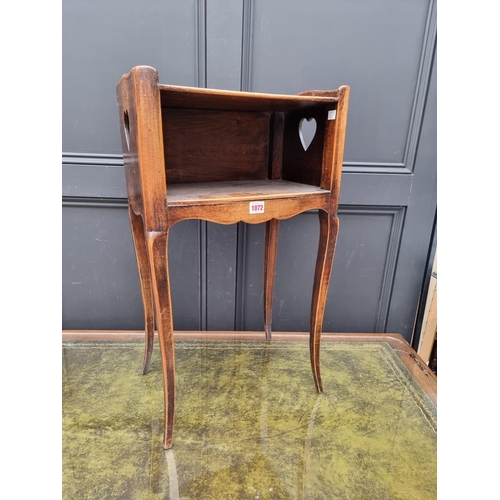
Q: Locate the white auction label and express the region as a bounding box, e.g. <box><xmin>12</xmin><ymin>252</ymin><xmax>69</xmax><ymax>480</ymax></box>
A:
<box><xmin>249</xmin><ymin>201</ymin><xmax>265</xmax><ymax>214</ymax></box>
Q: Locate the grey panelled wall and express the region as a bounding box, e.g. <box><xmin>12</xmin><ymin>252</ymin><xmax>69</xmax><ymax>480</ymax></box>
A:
<box><xmin>62</xmin><ymin>0</ymin><xmax>437</xmax><ymax>344</ymax></box>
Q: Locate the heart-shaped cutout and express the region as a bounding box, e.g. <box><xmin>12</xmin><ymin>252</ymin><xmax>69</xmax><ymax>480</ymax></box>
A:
<box><xmin>123</xmin><ymin>111</ymin><xmax>131</xmax><ymax>151</ymax></box>
<box><xmin>299</xmin><ymin>117</ymin><xmax>317</xmax><ymax>151</ymax></box>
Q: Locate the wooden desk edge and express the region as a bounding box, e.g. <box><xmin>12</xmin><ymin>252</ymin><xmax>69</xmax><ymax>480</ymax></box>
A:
<box><xmin>62</xmin><ymin>330</ymin><xmax>436</xmax><ymax>405</ymax></box>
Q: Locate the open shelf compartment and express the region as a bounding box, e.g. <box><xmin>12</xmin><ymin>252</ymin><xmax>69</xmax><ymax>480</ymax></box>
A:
<box><xmin>159</xmin><ymin>85</ymin><xmax>341</xmax><ymax>202</ymax></box>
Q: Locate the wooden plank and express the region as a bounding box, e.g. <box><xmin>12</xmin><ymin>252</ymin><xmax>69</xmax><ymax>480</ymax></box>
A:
<box><xmin>418</xmin><ymin>282</ymin><xmax>437</xmax><ymax>362</ymax></box>
<box><xmin>166</xmin><ymin>179</ymin><xmax>329</xmax><ymax>204</ymax></box>
<box><xmin>159</xmin><ymin>84</ymin><xmax>339</xmax><ymax>111</ymax></box>
<box><xmin>418</xmin><ymin>252</ymin><xmax>437</xmax><ymax>362</ymax></box>
<box><xmin>270</xmin><ymin>112</ymin><xmax>284</xmax><ymax>180</ymax></box>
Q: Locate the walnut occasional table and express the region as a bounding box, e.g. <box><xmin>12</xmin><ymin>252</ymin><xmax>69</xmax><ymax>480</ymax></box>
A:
<box><xmin>116</xmin><ymin>66</ymin><xmax>350</xmax><ymax>448</ymax></box>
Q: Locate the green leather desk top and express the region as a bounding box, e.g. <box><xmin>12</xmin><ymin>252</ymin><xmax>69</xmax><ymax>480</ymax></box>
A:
<box><xmin>63</xmin><ymin>335</ymin><xmax>436</xmax><ymax>499</ymax></box>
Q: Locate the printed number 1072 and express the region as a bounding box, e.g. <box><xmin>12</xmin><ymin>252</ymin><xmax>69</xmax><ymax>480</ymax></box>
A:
<box><xmin>249</xmin><ymin>201</ymin><xmax>265</xmax><ymax>214</ymax></box>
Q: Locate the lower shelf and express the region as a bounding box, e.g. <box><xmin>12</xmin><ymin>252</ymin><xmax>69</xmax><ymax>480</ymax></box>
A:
<box><xmin>166</xmin><ymin>179</ymin><xmax>329</xmax><ymax>205</ymax></box>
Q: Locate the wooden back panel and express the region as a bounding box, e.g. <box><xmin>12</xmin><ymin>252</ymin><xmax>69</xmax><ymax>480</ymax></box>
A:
<box><xmin>162</xmin><ymin>109</ymin><xmax>271</xmax><ymax>184</ymax></box>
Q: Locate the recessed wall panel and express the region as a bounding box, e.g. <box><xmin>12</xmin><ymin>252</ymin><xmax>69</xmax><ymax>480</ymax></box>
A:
<box><xmin>249</xmin><ymin>0</ymin><xmax>430</xmax><ymax>165</ymax></box>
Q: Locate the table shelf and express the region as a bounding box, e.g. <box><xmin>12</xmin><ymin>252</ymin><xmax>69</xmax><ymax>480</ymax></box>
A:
<box><xmin>167</xmin><ymin>179</ymin><xmax>330</xmax><ymax>205</ymax></box>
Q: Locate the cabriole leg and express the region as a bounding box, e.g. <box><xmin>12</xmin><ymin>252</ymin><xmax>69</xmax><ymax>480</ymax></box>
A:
<box><xmin>147</xmin><ymin>230</ymin><xmax>176</xmax><ymax>449</ymax></box>
<box><xmin>264</xmin><ymin>219</ymin><xmax>279</xmax><ymax>340</ymax></box>
<box><xmin>128</xmin><ymin>206</ymin><xmax>155</xmax><ymax>374</ymax></box>
<box><xmin>310</xmin><ymin>211</ymin><xmax>339</xmax><ymax>393</ymax></box>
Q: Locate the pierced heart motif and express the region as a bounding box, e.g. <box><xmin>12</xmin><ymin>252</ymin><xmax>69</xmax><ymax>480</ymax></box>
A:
<box><xmin>299</xmin><ymin>117</ymin><xmax>317</xmax><ymax>151</ymax></box>
<box><xmin>123</xmin><ymin>111</ymin><xmax>131</xmax><ymax>151</ymax></box>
